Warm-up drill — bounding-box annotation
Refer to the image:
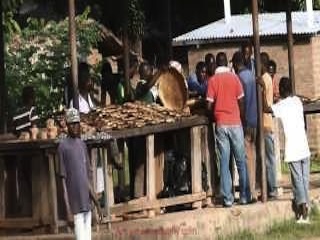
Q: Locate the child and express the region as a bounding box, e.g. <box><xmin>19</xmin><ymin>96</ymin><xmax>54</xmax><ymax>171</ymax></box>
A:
<box><xmin>58</xmin><ymin>108</ymin><xmax>102</xmax><ymax>239</ymax></box>
<box><xmin>261</xmin><ymin>77</ymin><xmax>310</xmax><ymax>223</ymax></box>
<box><xmin>135</xmin><ymin>62</ymin><xmax>158</xmax><ymax>103</ymax></box>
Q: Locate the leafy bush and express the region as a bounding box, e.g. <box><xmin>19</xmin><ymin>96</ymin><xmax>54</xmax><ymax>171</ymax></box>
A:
<box><xmin>5</xmin><ymin>8</ymin><xmax>102</xmax><ymax>121</ymax></box>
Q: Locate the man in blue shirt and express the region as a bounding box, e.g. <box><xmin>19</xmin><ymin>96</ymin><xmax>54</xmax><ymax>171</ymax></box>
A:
<box><xmin>232</xmin><ymin>51</ymin><xmax>258</xmax><ymax>200</ymax></box>
<box><xmin>187</xmin><ymin>61</ymin><xmax>207</xmax><ymax>98</ymax></box>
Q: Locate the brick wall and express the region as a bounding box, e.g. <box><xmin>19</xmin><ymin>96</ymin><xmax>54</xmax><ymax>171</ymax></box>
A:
<box><xmin>187</xmin><ymin>37</ymin><xmax>320</xmax><ymax>155</ymax></box>
<box><xmin>308</xmin><ymin>37</ymin><xmax>320</xmax><ymax>155</ymax></box>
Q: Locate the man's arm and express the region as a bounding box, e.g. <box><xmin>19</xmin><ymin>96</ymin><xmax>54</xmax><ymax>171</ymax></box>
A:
<box><xmin>238</xmin><ymin>97</ymin><xmax>246</xmax><ymax>127</ymax></box>
<box><xmin>135</xmin><ymin>73</ymin><xmax>159</xmax><ymax>100</ymax></box>
<box><xmin>206</xmin><ymin>101</ymin><xmax>214</xmax><ymax>122</ymax></box>
<box><xmin>57</xmin><ymin>145</ymin><xmax>73</xmax><ymax>227</ymax></box>
<box><xmin>257</xmin><ymin>78</ymin><xmax>273</xmax><ymax>113</ymax></box>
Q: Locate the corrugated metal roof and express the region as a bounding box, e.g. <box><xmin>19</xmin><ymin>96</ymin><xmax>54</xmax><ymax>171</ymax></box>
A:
<box><xmin>173</xmin><ymin>11</ymin><xmax>320</xmax><ymax>46</ymax></box>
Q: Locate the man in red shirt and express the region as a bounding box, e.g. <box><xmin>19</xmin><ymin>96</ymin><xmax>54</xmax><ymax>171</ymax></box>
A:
<box><xmin>207</xmin><ymin>52</ymin><xmax>251</xmax><ymax>207</ymax></box>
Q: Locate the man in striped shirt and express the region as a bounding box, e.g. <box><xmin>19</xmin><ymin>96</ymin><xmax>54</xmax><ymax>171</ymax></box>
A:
<box><xmin>13</xmin><ymin>86</ymin><xmax>39</xmax><ymax>135</ymax></box>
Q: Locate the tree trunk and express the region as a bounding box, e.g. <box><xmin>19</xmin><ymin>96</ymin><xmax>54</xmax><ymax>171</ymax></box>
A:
<box><xmin>0</xmin><ymin>0</ymin><xmax>7</xmax><ymax>133</ymax></box>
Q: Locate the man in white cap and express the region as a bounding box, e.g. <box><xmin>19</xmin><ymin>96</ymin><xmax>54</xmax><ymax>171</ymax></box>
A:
<box><xmin>58</xmin><ymin>108</ymin><xmax>102</xmax><ymax>240</ymax></box>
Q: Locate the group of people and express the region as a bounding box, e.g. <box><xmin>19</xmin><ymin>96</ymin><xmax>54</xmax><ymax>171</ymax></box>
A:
<box><xmin>186</xmin><ymin>42</ymin><xmax>310</xmax><ymax>224</ymax></box>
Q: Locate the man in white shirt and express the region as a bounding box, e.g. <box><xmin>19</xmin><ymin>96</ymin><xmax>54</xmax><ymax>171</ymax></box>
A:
<box><xmin>261</xmin><ymin>76</ymin><xmax>310</xmax><ymax>224</ymax></box>
<box><xmin>70</xmin><ymin>62</ymin><xmax>95</xmax><ymax>113</ymax></box>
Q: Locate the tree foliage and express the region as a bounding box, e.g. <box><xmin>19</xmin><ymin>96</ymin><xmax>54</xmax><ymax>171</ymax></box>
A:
<box><xmin>2</xmin><ymin>0</ymin><xmax>23</xmax><ymax>11</ymax></box>
<box><xmin>5</xmin><ymin>9</ymin><xmax>102</xmax><ymax>120</ymax></box>
<box><xmin>2</xmin><ymin>0</ymin><xmax>22</xmax><ymax>36</ymax></box>
<box><xmin>128</xmin><ymin>0</ymin><xmax>145</xmax><ymax>40</ymax></box>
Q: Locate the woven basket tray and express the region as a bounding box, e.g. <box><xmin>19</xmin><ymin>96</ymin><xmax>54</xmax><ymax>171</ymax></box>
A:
<box><xmin>157</xmin><ymin>67</ymin><xmax>188</xmax><ymax>111</ymax></box>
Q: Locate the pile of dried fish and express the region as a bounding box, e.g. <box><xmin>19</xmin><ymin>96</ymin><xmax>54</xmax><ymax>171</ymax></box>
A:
<box><xmin>81</xmin><ymin>101</ymin><xmax>190</xmax><ymax>132</ymax></box>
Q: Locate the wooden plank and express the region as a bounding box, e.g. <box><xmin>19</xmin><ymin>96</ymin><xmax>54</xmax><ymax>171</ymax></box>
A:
<box><xmin>0</xmin><ymin>140</ymin><xmax>57</xmax><ymax>152</ymax></box>
<box><xmin>0</xmin><ymin>116</ymin><xmax>209</xmax><ymax>152</ymax></box>
<box><xmin>117</xmin><ymin>140</ymin><xmax>125</xmax><ymax>197</ymax></box>
<box><xmin>201</xmin><ymin>126</ymin><xmax>214</xmax><ymax>205</ymax></box>
<box><xmin>146</xmin><ymin>134</ymin><xmax>156</xmax><ymax>217</ymax></box>
<box><xmin>110</xmin><ymin>192</ymin><xmax>206</xmax><ymax>215</ymax></box>
<box><xmin>0</xmin><ymin>218</ymin><xmax>40</xmax><ymax>229</ymax></box>
<box><xmin>102</xmin><ymin>147</ymin><xmax>113</xmax><ymax>230</ymax></box>
<box><xmin>32</xmin><ymin>153</ymin><xmax>51</xmax><ymax>227</ymax></box>
<box><xmin>47</xmin><ymin>153</ymin><xmax>58</xmax><ymax>234</ymax></box>
<box><xmin>190</xmin><ymin>126</ymin><xmax>202</xmax><ymax>209</ymax></box>
<box><xmin>304</xmin><ymin>102</ymin><xmax>320</xmax><ymax>114</ymax></box>
<box><xmin>89</xmin><ymin>147</ymin><xmax>99</xmax><ymax>228</ymax></box>
<box><xmin>0</xmin><ymin>157</ymin><xmax>4</xmax><ymax>218</ymax></box>
<box><xmin>90</xmin><ymin>148</ymin><xmax>98</xmax><ymax>193</ymax></box>
<box><xmin>131</xmin><ymin>137</ymin><xmax>146</xmax><ymax>198</ymax></box>
<box><xmin>101</xmin><ymin>116</ymin><xmax>208</xmax><ymax>140</ymax></box>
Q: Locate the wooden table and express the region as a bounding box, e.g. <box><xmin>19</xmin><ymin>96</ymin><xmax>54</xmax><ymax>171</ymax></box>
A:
<box><xmin>0</xmin><ymin>115</ymin><xmax>212</xmax><ymax>232</ymax></box>
<box><xmin>96</xmin><ymin>115</ymin><xmax>212</xmax><ymax>218</ymax></box>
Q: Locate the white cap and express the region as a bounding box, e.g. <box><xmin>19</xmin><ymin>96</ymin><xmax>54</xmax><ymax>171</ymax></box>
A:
<box><xmin>65</xmin><ymin>108</ymin><xmax>80</xmax><ymax>123</ymax></box>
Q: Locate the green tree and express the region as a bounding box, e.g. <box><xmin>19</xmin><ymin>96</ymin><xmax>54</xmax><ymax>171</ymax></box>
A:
<box><xmin>5</xmin><ymin>9</ymin><xmax>102</xmax><ymax>120</ymax></box>
<box><xmin>2</xmin><ymin>0</ymin><xmax>23</xmax><ymax>11</ymax></box>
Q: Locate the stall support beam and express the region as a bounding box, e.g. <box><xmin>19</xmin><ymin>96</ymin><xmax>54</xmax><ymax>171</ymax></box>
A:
<box><xmin>286</xmin><ymin>0</ymin><xmax>296</xmax><ymax>93</ymax></box>
<box><xmin>0</xmin><ymin>158</ymin><xmax>5</xmax><ymax>218</ymax></box>
<box><xmin>68</xmin><ymin>0</ymin><xmax>79</xmax><ymax>110</ymax></box>
<box><xmin>47</xmin><ymin>153</ymin><xmax>58</xmax><ymax>234</ymax></box>
<box><xmin>103</xmin><ymin>148</ymin><xmax>112</xmax><ymax>230</ymax></box>
<box><xmin>0</xmin><ymin>0</ymin><xmax>7</xmax><ymax>134</ymax></box>
<box><xmin>251</xmin><ymin>0</ymin><xmax>267</xmax><ymax>203</ymax></box>
<box><xmin>146</xmin><ymin>134</ymin><xmax>156</xmax><ymax>217</ymax></box>
<box><xmin>191</xmin><ymin>126</ymin><xmax>202</xmax><ymax>209</ymax></box>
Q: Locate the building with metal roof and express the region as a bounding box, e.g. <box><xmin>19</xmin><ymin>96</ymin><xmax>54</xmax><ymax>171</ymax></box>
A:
<box><xmin>173</xmin><ymin>11</ymin><xmax>320</xmax><ymax>46</ymax></box>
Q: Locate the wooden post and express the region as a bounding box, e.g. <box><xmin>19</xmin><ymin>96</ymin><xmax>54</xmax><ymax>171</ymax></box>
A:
<box><xmin>68</xmin><ymin>0</ymin><xmax>79</xmax><ymax>110</ymax></box>
<box><xmin>102</xmin><ymin>147</ymin><xmax>113</xmax><ymax>230</ymax></box>
<box><xmin>89</xmin><ymin>147</ymin><xmax>99</xmax><ymax>230</ymax></box>
<box><xmin>155</xmin><ymin>135</ymin><xmax>164</xmax><ymax>196</ymax></box>
<box><xmin>286</xmin><ymin>0</ymin><xmax>296</xmax><ymax>93</ymax></box>
<box><xmin>166</xmin><ymin>0</ymin><xmax>173</xmax><ymax>61</ymax></box>
<box><xmin>123</xmin><ymin>0</ymin><xmax>131</xmax><ymax>100</ymax></box>
<box><xmin>251</xmin><ymin>0</ymin><xmax>267</xmax><ymax>203</ymax></box>
<box><xmin>191</xmin><ymin>126</ymin><xmax>202</xmax><ymax>209</ymax></box>
<box><xmin>201</xmin><ymin>126</ymin><xmax>213</xmax><ymax>205</ymax></box>
<box><xmin>146</xmin><ymin>134</ymin><xmax>156</xmax><ymax>217</ymax></box>
<box><xmin>90</xmin><ymin>148</ymin><xmax>98</xmax><ymax>195</ymax></box>
<box><xmin>0</xmin><ymin>157</ymin><xmax>5</xmax><ymax>218</ymax></box>
<box><xmin>47</xmin><ymin>153</ymin><xmax>58</xmax><ymax>234</ymax></box>
<box><xmin>117</xmin><ymin>141</ymin><xmax>125</xmax><ymax>198</ymax></box>
<box><xmin>0</xmin><ymin>0</ymin><xmax>6</xmax><ymax>133</ymax></box>
<box><xmin>32</xmin><ymin>154</ymin><xmax>49</xmax><ymax>229</ymax></box>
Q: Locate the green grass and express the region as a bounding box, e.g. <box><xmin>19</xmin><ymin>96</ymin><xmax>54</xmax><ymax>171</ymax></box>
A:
<box><xmin>281</xmin><ymin>157</ymin><xmax>320</xmax><ymax>174</ymax></box>
<box><xmin>218</xmin><ymin>206</ymin><xmax>320</xmax><ymax>240</ymax></box>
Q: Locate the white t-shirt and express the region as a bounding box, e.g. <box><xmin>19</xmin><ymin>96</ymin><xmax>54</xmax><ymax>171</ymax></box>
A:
<box><xmin>69</xmin><ymin>94</ymin><xmax>95</xmax><ymax>114</ymax></box>
<box><xmin>271</xmin><ymin>96</ymin><xmax>310</xmax><ymax>162</ymax></box>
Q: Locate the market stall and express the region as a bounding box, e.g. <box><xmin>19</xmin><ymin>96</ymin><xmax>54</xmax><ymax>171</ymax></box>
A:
<box><xmin>0</xmin><ymin>100</ymin><xmax>212</xmax><ymax>233</ymax></box>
